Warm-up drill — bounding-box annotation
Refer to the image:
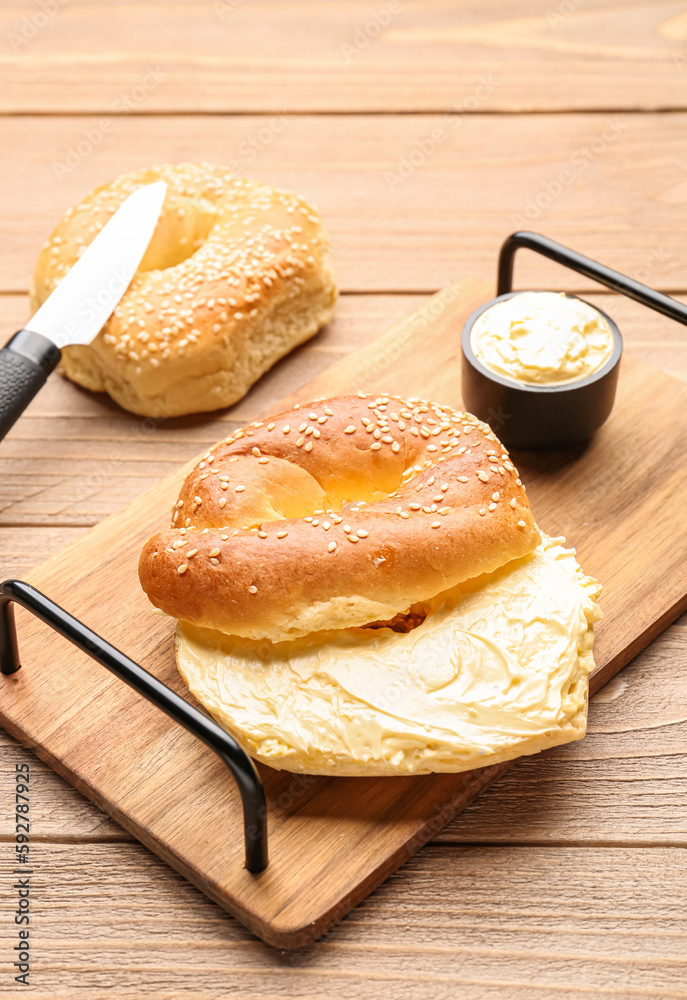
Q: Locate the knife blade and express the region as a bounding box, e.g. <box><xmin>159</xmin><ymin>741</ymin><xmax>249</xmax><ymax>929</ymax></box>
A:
<box><xmin>0</xmin><ymin>181</ymin><xmax>167</xmax><ymax>442</ymax></box>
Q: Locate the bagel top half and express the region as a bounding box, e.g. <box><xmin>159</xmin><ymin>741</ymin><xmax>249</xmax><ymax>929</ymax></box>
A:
<box><xmin>139</xmin><ymin>393</ymin><xmax>540</xmax><ymax>641</ymax></box>
<box><xmin>30</xmin><ymin>162</ymin><xmax>337</xmax><ymax>418</ymax></box>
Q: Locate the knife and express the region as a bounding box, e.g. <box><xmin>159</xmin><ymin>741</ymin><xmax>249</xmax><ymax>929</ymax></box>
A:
<box><xmin>0</xmin><ymin>181</ymin><xmax>167</xmax><ymax>442</ymax></box>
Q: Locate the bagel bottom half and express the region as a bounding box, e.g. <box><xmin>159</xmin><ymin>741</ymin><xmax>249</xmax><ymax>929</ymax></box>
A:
<box><xmin>174</xmin><ymin>532</ymin><xmax>602</xmax><ymax>776</ymax></box>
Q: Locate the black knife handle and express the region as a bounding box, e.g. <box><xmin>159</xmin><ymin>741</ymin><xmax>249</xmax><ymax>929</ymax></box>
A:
<box><xmin>0</xmin><ymin>330</ymin><xmax>61</xmax><ymax>442</ymax></box>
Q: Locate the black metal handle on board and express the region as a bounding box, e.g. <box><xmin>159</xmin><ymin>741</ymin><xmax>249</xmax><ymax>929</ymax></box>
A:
<box><xmin>497</xmin><ymin>231</ymin><xmax>687</xmax><ymax>326</ymax></box>
<box><xmin>0</xmin><ymin>579</ymin><xmax>268</xmax><ymax>873</ymax></box>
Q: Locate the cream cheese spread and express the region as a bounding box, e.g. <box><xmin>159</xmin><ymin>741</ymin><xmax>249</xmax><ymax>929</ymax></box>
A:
<box><xmin>175</xmin><ymin>533</ymin><xmax>602</xmax><ymax>776</ymax></box>
<box><xmin>470</xmin><ymin>291</ymin><xmax>614</xmax><ymax>386</ymax></box>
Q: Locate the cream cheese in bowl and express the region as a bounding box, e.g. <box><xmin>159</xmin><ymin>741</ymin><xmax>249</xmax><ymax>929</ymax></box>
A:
<box><xmin>470</xmin><ymin>291</ymin><xmax>615</xmax><ymax>387</ymax></box>
<box><xmin>461</xmin><ymin>290</ymin><xmax>623</xmax><ymax>450</ymax></box>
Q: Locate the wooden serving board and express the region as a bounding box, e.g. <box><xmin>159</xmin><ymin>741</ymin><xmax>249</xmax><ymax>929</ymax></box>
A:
<box><xmin>2</xmin><ymin>278</ymin><xmax>686</xmax><ymax>949</ymax></box>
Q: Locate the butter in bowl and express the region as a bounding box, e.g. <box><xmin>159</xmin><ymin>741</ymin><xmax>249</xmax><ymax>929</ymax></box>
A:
<box><xmin>461</xmin><ymin>289</ymin><xmax>623</xmax><ymax>451</ymax></box>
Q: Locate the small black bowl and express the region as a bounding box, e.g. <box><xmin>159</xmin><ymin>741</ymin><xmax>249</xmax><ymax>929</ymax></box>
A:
<box><xmin>461</xmin><ymin>290</ymin><xmax>623</xmax><ymax>451</ymax></box>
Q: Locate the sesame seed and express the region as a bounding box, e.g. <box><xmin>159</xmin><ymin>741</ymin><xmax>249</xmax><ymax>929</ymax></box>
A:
<box><xmin>344</xmin><ymin>425</ymin><xmax>356</xmax><ymax>434</ymax></box>
<box><xmin>409</xmin><ymin>502</ymin><xmax>421</xmax><ymax>510</ymax></box>
<box><xmin>267</xmin><ymin>423</ymin><xmax>275</xmax><ymax>431</ymax></box>
<box><xmin>433</xmin><ymin>495</ymin><xmax>443</xmax><ymax>503</ymax></box>
<box><xmin>187</xmin><ymin>548</ymin><xmax>198</xmax><ymax>557</ymax></box>
<box><xmin>210</xmin><ymin>557</ymin><xmax>219</xmax><ymax>566</ymax></box>
<box><xmin>328</xmin><ymin>541</ymin><xmax>337</xmax><ymax>552</ymax></box>
<box><xmin>489</xmin><ymin>503</ymin><xmax>497</xmax><ymax>511</ymax></box>
<box><xmin>457</xmin><ymin>476</ymin><xmax>468</xmax><ymax>483</ymax></box>
<box><xmin>347</xmin><ymin>534</ymin><xmax>359</xmax><ymax>543</ymax></box>
<box><xmin>235</xmin><ymin>485</ymin><xmax>245</xmax><ymax>492</ymax></box>
<box><xmin>248</xmin><ymin>585</ymin><xmax>258</xmax><ymax>594</ymax></box>
<box><xmin>492</xmin><ymin>492</ymin><xmax>500</xmax><ymax>502</ymax></box>
<box><xmin>370</xmin><ymin>442</ymin><xmax>382</xmax><ymax>451</ymax></box>
<box><xmin>518</xmin><ymin>519</ymin><xmax>527</xmax><ymax>527</ymax></box>
<box><xmin>304</xmin><ymin>441</ymin><xmax>313</xmax><ymax>452</ymax></box>
<box><xmin>219</xmin><ymin>497</ymin><xmax>227</xmax><ymax>508</ymax></box>
<box><xmin>439</xmin><ymin>507</ymin><xmax>449</xmax><ymax>515</ymax></box>
<box><xmin>177</xmin><ymin>564</ymin><xmax>188</xmax><ymax>574</ymax></box>
<box><xmin>276</xmin><ymin>531</ymin><xmax>288</xmax><ymax>539</ymax></box>
<box><xmin>356</xmin><ymin>529</ymin><xmax>368</xmax><ymax>538</ymax></box>
<box><xmin>510</xmin><ymin>498</ymin><xmax>517</xmax><ymax>508</ymax></box>
<box><xmin>479</xmin><ymin>508</ymin><xmax>487</xmax><ymax>516</ymax></box>
<box><xmin>296</xmin><ymin>437</ymin><xmax>305</xmax><ymax>447</ymax></box>
<box><xmin>282</xmin><ymin>425</ymin><xmax>290</xmax><ymax>434</ymax></box>
<box><xmin>252</xmin><ymin>447</ymin><xmax>261</xmax><ymax>457</ymax></box>
<box><xmin>431</xmin><ymin>521</ymin><xmax>441</xmax><ymax>529</ymax></box>
<box><xmin>209</xmin><ymin>548</ymin><xmax>220</xmax><ymax>557</ymax></box>
<box><xmin>516</xmin><ymin>478</ymin><xmax>522</xmax><ymax>486</ymax></box>
<box><xmin>258</xmin><ymin>457</ymin><xmax>269</xmax><ymax>464</ymax></box>
<box><xmin>392</xmin><ymin>442</ymin><xmax>400</xmax><ymax>453</ymax></box>
<box><xmin>478</xmin><ymin>471</ymin><xmax>489</xmax><ymax>482</ymax></box>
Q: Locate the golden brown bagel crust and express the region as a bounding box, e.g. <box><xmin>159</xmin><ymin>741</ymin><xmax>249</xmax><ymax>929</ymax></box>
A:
<box><xmin>30</xmin><ymin>162</ymin><xmax>337</xmax><ymax>417</ymax></box>
<box><xmin>139</xmin><ymin>394</ymin><xmax>540</xmax><ymax>641</ymax></box>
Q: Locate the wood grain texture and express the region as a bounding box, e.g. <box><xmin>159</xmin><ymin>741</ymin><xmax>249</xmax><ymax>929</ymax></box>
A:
<box><xmin>2</xmin><ymin>288</ymin><xmax>686</xmax><ymax>530</ymax></box>
<box><xmin>2</xmin><ymin>282</ymin><xmax>685</xmax><ymax>947</ymax></box>
<box><xmin>3</xmin><ymin>113</ymin><xmax>687</xmax><ymax>295</ymax></box>
<box><xmin>1</xmin><ymin>844</ymin><xmax>687</xmax><ymax>998</ymax></box>
<box><xmin>1</xmin><ymin>612</ymin><xmax>684</xmax><ymax>846</ymax></box>
<box><xmin>2</xmin><ymin>1</ymin><xmax>687</xmax><ymax>114</ymax></box>
<box><xmin>2</xmin><ymin>1</ymin><xmax>687</xmax><ymax>988</ymax></box>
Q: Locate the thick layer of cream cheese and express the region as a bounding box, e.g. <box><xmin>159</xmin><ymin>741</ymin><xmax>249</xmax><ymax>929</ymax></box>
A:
<box><xmin>471</xmin><ymin>291</ymin><xmax>614</xmax><ymax>386</ymax></box>
<box><xmin>176</xmin><ymin>534</ymin><xmax>602</xmax><ymax>776</ymax></box>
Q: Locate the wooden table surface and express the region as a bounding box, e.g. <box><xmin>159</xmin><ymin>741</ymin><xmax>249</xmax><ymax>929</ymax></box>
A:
<box><xmin>1</xmin><ymin>2</ymin><xmax>686</xmax><ymax>996</ymax></box>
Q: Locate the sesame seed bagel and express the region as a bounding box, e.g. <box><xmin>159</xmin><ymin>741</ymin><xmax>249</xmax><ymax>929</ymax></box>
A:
<box><xmin>30</xmin><ymin>162</ymin><xmax>337</xmax><ymax>418</ymax></box>
<box><xmin>139</xmin><ymin>393</ymin><xmax>540</xmax><ymax>641</ymax></box>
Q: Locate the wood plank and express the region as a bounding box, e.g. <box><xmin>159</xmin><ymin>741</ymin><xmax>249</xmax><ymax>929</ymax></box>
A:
<box><xmin>0</xmin><ymin>843</ymin><xmax>686</xmax><ymax>998</ymax></box>
<box><xmin>6</xmin><ymin>290</ymin><xmax>687</xmax><ymax>379</ymax></box>
<box><xmin>1</xmin><ymin>281</ymin><xmax>685</xmax><ymax>947</ymax></box>
<box><xmin>1</xmin><ymin>613</ymin><xmax>684</xmax><ymax>846</ymax></box>
<box><xmin>2</xmin><ymin>285</ymin><xmax>686</xmax><ymax>533</ymax></box>
<box><xmin>2</xmin><ymin>1</ymin><xmax>687</xmax><ymax>113</ymax></box>
<box><xmin>0</xmin><ymin>527</ymin><xmax>86</xmax><ymax>577</ymax></box>
<box><xmin>4</xmin><ymin>113</ymin><xmax>687</xmax><ymax>294</ymax></box>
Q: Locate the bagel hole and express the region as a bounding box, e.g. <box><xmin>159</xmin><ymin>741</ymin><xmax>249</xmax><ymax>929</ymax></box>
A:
<box><xmin>362</xmin><ymin>604</ymin><xmax>428</xmax><ymax>634</ymax></box>
<box><xmin>138</xmin><ymin>200</ymin><xmax>218</xmax><ymax>271</ymax></box>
